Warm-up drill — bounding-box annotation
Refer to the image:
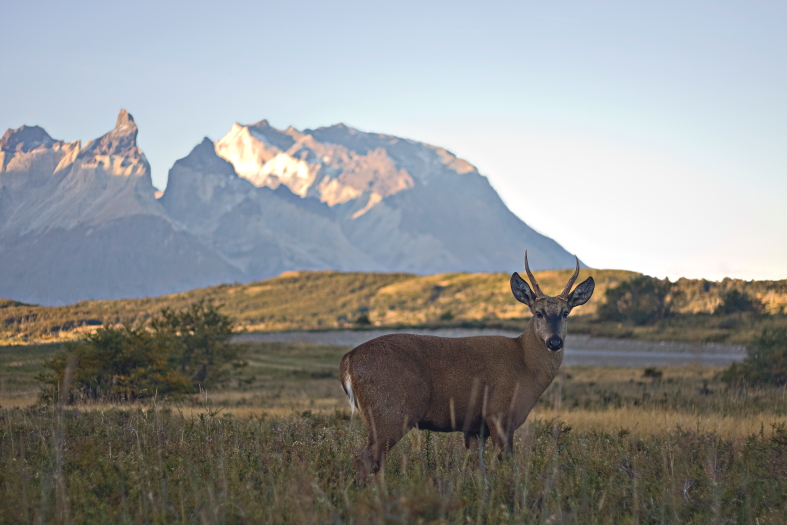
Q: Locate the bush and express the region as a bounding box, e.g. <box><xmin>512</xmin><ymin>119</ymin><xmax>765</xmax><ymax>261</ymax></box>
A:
<box><xmin>151</xmin><ymin>300</ymin><xmax>236</xmax><ymax>386</ymax></box>
<box><xmin>715</xmin><ymin>289</ymin><xmax>763</xmax><ymax>315</ymax></box>
<box><xmin>37</xmin><ymin>325</ymin><xmax>191</xmax><ymax>402</ymax></box>
<box><xmin>720</xmin><ymin>327</ymin><xmax>787</xmax><ymax>386</ymax></box>
<box><xmin>38</xmin><ymin>300</ymin><xmax>235</xmax><ymax>403</ymax></box>
<box><xmin>598</xmin><ymin>276</ymin><xmax>677</xmax><ymax>325</ymax></box>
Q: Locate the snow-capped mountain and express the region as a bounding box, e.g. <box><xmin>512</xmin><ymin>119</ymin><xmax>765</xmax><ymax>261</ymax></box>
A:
<box><xmin>0</xmin><ymin>110</ymin><xmax>580</xmax><ymax>305</ymax></box>
<box><xmin>214</xmin><ymin>120</ymin><xmax>416</xmax><ymax>215</ymax></box>
<box><xmin>210</xmin><ymin>120</ymin><xmax>578</xmax><ymax>274</ymax></box>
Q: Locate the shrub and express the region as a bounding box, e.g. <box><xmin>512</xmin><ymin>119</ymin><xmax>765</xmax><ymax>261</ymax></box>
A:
<box><xmin>720</xmin><ymin>327</ymin><xmax>787</xmax><ymax>386</ymax></box>
<box><xmin>38</xmin><ymin>325</ymin><xmax>191</xmax><ymax>402</ymax></box>
<box><xmin>597</xmin><ymin>276</ymin><xmax>677</xmax><ymax>325</ymax></box>
<box><xmin>38</xmin><ymin>300</ymin><xmax>235</xmax><ymax>403</ymax></box>
<box><xmin>715</xmin><ymin>289</ymin><xmax>763</xmax><ymax>315</ymax></box>
<box><xmin>439</xmin><ymin>310</ymin><xmax>454</xmax><ymax>321</ymax></box>
<box><xmin>151</xmin><ymin>300</ymin><xmax>236</xmax><ymax>386</ymax></box>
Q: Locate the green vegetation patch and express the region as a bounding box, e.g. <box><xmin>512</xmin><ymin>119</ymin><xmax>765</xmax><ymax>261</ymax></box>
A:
<box><xmin>38</xmin><ymin>301</ymin><xmax>238</xmax><ymax>403</ymax></box>
<box><xmin>721</xmin><ymin>327</ymin><xmax>787</xmax><ymax>387</ymax></box>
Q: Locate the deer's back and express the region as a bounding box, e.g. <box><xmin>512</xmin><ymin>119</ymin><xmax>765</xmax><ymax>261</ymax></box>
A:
<box><xmin>341</xmin><ymin>333</ymin><xmax>529</xmax><ymax>424</ymax></box>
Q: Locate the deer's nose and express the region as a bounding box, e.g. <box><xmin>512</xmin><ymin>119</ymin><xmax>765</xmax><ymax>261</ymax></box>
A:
<box><xmin>547</xmin><ymin>336</ymin><xmax>563</xmax><ymax>351</ymax></box>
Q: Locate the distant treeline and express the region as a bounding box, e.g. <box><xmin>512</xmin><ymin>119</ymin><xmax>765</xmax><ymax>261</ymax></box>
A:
<box><xmin>598</xmin><ymin>275</ymin><xmax>773</xmax><ymax>325</ymax></box>
<box><xmin>1</xmin><ymin>269</ymin><xmax>786</xmax><ymax>345</ymax></box>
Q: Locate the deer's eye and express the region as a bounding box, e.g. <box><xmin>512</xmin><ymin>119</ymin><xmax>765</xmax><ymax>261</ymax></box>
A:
<box><xmin>563</xmin><ymin>312</ymin><xmax>569</xmax><ymax>318</ymax></box>
<box><xmin>535</xmin><ymin>312</ymin><xmax>543</xmax><ymax>319</ymax></box>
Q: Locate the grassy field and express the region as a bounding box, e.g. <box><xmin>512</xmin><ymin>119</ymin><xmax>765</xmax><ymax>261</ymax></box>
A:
<box><xmin>2</xmin><ymin>269</ymin><xmax>787</xmax><ymax>345</ymax></box>
<box><xmin>2</xmin><ymin>340</ymin><xmax>787</xmax><ymax>523</ymax></box>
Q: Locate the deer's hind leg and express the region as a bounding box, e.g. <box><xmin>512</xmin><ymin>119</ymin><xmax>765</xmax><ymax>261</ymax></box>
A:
<box><xmin>359</xmin><ymin>411</ymin><xmax>417</xmax><ymax>474</ymax></box>
<box><xmin>356</xmin><ymin>391</ymin><xmax>425</xmax><ymax>474</ymax></box>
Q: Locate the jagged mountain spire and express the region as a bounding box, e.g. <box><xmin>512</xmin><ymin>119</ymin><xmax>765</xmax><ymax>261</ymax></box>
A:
<box><xmin>115</xmin><ymin>108</ymin><xmax>135</xmax><ymax>128</ymax></box>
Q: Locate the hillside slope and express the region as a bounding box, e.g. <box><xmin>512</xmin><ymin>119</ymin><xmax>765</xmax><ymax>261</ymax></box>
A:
<box><xmin>2</xmin><ymin>269</ymin><xmax>785</xmax><ymax>345</ymax></box>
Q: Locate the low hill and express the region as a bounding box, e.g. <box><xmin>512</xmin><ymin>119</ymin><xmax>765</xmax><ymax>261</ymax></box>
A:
<box><xmin>2</xmin><ymin>269</ymin><xmax>786</xmax><ymax>345</ymax></box>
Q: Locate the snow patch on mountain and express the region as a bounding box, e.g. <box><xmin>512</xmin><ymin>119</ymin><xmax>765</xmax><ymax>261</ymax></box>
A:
<box><xmin>214</xmin><ymin>121</ymin><xmax>416</xmax><ymax>213</ymax></box>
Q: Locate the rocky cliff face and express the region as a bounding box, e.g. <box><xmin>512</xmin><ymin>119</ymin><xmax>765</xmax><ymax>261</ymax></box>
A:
<box><xmin>1</xmin><ymin>111</ymin><xmax>580</xmax><ymax>305</ymax></box>
<box><xmin>161</xmin><ymin>138</ymin><xmax>380</xmax><ymax>277</ymax></box>
<box><xmin>211</xmin><ymin>120</ymin><xmax>578</xmax><ymax>274</ymax></box>
<box><xmin>214</xmin><ymin>121</ymin><xmax>415</xmax><ymax>214</ymax></box>
<box><xmin>0</xmin><ymin>111</ymin><xmax>241</xmax><ymax>305</ymax></box>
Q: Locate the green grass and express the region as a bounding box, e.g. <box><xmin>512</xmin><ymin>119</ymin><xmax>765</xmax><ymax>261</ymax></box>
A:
<box><xmin>0</xmin><ymin>343</ymin><xmax>64</xmax><ymax>404</ymax></box>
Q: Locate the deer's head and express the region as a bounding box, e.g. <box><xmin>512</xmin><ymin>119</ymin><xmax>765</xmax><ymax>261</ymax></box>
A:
<box><xmin>510</xmin><ymin>252</ymin><xmax>594</xmax><ymax>351</ymax></box>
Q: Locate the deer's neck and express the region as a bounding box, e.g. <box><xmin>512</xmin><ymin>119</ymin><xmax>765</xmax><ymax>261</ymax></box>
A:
<box><xmin>519</xmin><ymin>321</ymin><xmax>563</xmax><ymax>397</ymax></box>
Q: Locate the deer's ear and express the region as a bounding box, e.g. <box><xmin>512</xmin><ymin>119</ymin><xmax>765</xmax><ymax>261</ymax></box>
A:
<box><xmin>567</xmin><ymin>277</ymin><xmax>595</xmax><ymax>308</ymax></box>
<box><xmin>511</xmin><ymin>272</ymin><xmax>537</xmax><ymax>306</ymax></box>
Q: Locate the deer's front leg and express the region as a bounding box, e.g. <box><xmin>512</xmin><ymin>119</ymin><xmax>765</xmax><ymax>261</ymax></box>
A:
<box><xmin>464</xmin><ymin>432</ymin><xmax>490</xmax><ymax>451</ymax></box>
<box><xmin>486</xmin><ymin>414</ymin><xmax>514</xmax><ymax>455</ymax></box>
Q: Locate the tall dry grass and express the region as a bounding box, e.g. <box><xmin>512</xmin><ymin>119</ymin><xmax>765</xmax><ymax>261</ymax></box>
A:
<box><xmin>2</xmin><ymin>404</ymin><xmax>786</xmax><ymax>524</ymax></box>
<box><xmin>3</xmin><ymin>340</ymin><xmax>787</xmax><ymax>522</ymax></box>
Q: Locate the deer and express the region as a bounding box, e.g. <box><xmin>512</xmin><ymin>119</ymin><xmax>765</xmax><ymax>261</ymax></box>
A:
<box><xmin>339</xmin><ymin>252</ymin><xmax>594</xmax><ymax>473</ymax></box>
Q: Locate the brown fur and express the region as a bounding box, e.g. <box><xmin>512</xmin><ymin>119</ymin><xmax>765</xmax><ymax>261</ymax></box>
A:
<box><xmin>340</xmin><ymin>255</ymin><xmax>594</xmax><ymax>473</ymax></box>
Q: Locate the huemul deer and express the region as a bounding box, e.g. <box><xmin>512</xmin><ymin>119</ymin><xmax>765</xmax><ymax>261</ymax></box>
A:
<box><xmin>339</xmin><ymin>252</ymin><xmax>594</xmax><ymax>472</ymax></box>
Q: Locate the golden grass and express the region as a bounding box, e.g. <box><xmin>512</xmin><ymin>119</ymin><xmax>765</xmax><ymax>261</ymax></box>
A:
<box><xmin>5</xmin><ymin>339</ymin><xmax>787</xmax><ymax>445</ymax></box>
<box><xmin>4</xmin><ymin>268</ymin><xmax>786</xmax><ymax>344</ymax></box>
<box><xmin>4</xmin><ymin>339</ymin><xmax>787</xmax><ymax>523</ymax></box>
<box><xmin>530</xmin><ymin>407</ymin><xmax>787</xmax><ymax>441</ymax></box>
<box><xmin>0</xmin><ymin>395</ymin><xmax>39</xmax><ymax>408</ymax></box>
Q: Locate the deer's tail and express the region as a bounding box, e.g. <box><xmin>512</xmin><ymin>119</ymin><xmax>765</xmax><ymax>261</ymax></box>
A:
<box><xmin>340</xmin><ymin>354</ymin><xmax>359</xmax><ymax>416</ymax></box>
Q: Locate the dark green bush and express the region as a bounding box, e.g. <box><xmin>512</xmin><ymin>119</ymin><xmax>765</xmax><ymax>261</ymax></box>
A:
<box><xmin>151</xmin><ymin>300</ymin><xmax>236</xmax><ymax>386</ymax></box>
<box><xmin>715</xmin><ymin>289</ymin><xmax>763</xmax><ymax>315</ymax></box>
<box><xmin>598</xmin><ymin>276</ymin><xmax>678</xmax><ymax>325</ymax></box>
<box><xmin>721</xmin><ymin>327</ymin><xmax>787</xmax><ymax>386</ymax></box>
<box><xmin>37</xmin><ymin>325</ymin><xmax>190</xmax><ymax>402</ymax></box>
<box><xmin>38</xmin><ymin>300</ymin><xmax>235</xmax><ymax>402</ymax></box>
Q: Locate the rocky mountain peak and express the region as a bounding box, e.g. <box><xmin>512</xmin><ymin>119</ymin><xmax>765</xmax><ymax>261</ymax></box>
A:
<box><xmin>0</xmin><ymin>125</ymin><xmax>80</xmax><ymax>176</ymax></box>
<box><xmin>214</xmin><ymin>120</ymin><xmax>417</xmax><ymax>209</ymax></box>
<box><xmin>115</xmin><ymin>109</ymin><xmax>135</xmax><ymax>129</ymax></box>
<box><xmin>176</xmin><ymin>137</ymin><xmax>237</xmax><ymax>176</ymax></box>
<box><xmin>85</xmin><ymin>109</ymin><xmax>139</xmax><ymax>156</ymax></box>
<box><xmin>73</xmin><ymin>109</ymin><xmax>148</xmax><ymax>177</ymax></box>
<box><xmin>1</xmin><ymin>125</ymin><xmax>55</xmax><ymax>154</ymax></box>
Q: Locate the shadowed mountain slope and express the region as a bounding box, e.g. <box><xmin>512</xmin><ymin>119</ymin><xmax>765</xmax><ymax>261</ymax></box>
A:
<box><xmin>210</xmin><ymin>120</ymin><xmax>579</xmax><ymax>275</ymax></box>
<box><xmin>0</xmin><ymin>111</ymin><xmax>241</xmax><ymax>305</ymax></box>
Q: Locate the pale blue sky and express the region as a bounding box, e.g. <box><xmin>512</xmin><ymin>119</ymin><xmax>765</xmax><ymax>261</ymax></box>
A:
<box><xmin>2</xmin><ymin>1</ymin><xmax>785</xmax><ymax>280</ymax></box>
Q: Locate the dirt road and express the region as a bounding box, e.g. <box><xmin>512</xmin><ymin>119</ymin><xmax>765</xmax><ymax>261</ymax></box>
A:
<box><xmin>235</xmin><ymin>329</ymin><xmax>746</xmax><ymax>367</ymax></box>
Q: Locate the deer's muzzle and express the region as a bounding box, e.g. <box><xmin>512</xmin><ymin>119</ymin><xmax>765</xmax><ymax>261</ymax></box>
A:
<box><xmin>546</xmin><ymin>336</ymin><xmax>563</xmax><ymax>351</ymax></box>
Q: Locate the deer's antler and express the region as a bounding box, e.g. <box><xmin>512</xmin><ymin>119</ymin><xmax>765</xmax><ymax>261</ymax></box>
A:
<box><xmin>557</xmin><ymin>256</ymin><xmax>580</xmax><ymax>300</ymax></box>
<box><xmin>524</xmin><ymin>251</ymin><xmax>546</xmax><ymax>299</ymax></box>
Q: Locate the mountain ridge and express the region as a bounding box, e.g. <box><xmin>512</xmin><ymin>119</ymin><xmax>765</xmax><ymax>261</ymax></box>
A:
<box><xmin>1</xmin><ymin>109</ymin><xmax>581</xmax><ymax>305</ymax></box>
